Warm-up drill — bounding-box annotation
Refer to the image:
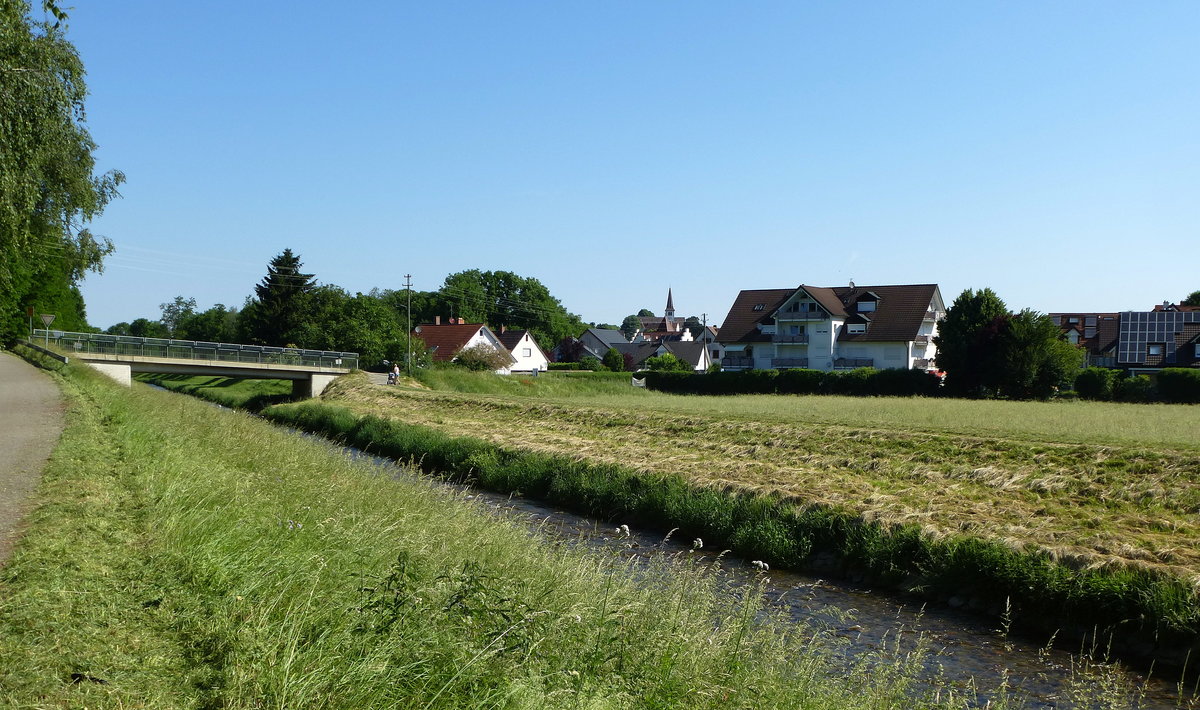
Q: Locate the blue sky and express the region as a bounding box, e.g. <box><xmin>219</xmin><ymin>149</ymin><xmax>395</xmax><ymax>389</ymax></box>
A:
<box><xmin>63</xmin><ymin>1</ymin><xmax>1199</xmax><ymax>330</ymax></box>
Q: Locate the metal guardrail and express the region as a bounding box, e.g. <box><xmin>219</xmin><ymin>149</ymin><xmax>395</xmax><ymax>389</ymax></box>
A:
<box><xmin>33</xmin><ymin>330</ymin><xmax>358</xmax><ymax>370</ymax></box>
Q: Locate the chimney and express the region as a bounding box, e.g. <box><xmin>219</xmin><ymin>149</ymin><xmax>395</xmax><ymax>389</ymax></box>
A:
<box><xmin>435</xmin><ymin>316</ymin><xmax>441</xmax><ymax>326</ymax></box>
<box><xmin>500</xmin><ymin>325</ymin><xmax>506</xmax><ymax>334</ymax></box>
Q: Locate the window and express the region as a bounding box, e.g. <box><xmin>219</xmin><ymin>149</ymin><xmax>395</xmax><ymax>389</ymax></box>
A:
<box><xmin>847</xmin><ymin>323</ymin><xmax>866</xmax><ymax>334</ymax></box>
<box><xmin>789</xmin><ymin>325</ymin><xmax>798</xmax><ymax>335</ymax></box>
<box><xmin>858</xmin><ymin>300</ymin><xmax>876</xmax><ymax>313</ymax></box>
<box><xmin>522</xmin><ymin>348</ymin><xmax>531</xmax><ymax>357</ymax></box>
<box><xmin>1148</xmin><ymin>344</ymin><xmax>1164</xmax><ymax>357</ymax></box>
<box><xmin>1067</xmin><ymin>317</ymin><xmax>1079</xmax><ymax>324</ymax></box>
<box><xmin>752</xmin><ymin>303</ymin><xmax>765</xmax><ymax>312</ymax></box>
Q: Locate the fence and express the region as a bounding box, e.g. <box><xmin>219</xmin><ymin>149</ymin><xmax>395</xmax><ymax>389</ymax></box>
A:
<box><xmin>33</xmin><ymin>330</ymin><xmax>358</xmax><ymax>370</ymax></box>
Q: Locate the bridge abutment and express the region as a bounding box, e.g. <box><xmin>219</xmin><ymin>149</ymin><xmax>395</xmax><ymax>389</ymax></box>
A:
<box><xmin>293</xmin><ymin>373</ymin><xmax>338</xmax><ymax>399</ymax></box>
<box><xmin>87</xmin><ymin>362</ymin><xmax>132</xmax><ymax>387</ymax></box>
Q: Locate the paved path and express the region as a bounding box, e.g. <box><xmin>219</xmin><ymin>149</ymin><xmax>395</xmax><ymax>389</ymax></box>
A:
<box><xmin>0</xmin><ymin>351</ymin><xmax>65</xmax><ymax>566</ymax></box>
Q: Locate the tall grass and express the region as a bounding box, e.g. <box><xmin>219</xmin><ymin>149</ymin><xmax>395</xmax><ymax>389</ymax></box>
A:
<box><xmin>262</xmin><ymin>399</ymin><xmax>1200</xmax><ymax>674</ymax></box>
<box><xmin>136</xmin><ymin>372</ymin><xmax>293</xmax><ymax>410</ymax></box>
<box><xmin>0</xmin><ymin>361</ymin><xmax>1046</xmax><ymax>708</ymax></box>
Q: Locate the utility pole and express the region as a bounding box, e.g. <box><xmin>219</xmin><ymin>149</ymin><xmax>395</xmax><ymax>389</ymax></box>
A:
<box><xmin>701</xmin><ymin>313</ymin><xmax>709</xmax><ymax>370</ymax></box>
<box><xmin>404</xmin><ymin>274</ymin><xmax>413</xmax><ymax>376</ymax></box>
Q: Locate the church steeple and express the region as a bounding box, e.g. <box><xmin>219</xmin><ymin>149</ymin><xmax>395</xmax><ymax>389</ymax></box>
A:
<box><xmin>665</xmin><ymin>288</ymin><xmax>675</xmax><ymax>321</ymax></box>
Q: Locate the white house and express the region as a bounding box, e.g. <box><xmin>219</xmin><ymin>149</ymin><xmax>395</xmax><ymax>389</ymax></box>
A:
<box><xmin>717</xmin><ymin>283</ymin><xmax>944</xmax><ymax>372</ymax></box>
<box><xmin>497</xmin><ymin>329</ymin><xmax>550</xmax><ymax>373</ymax></box>
<box><xmin>412</xmin><ymin>318</ymin><xmax>515</xmax><ymax>374</ymax></box>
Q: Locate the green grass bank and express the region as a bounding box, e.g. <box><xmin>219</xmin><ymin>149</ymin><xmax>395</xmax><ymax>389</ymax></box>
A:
<box><xmin>0</xmin><ymin>360</ymin><xmax>1090</xmax><ymax>708</ymax></box>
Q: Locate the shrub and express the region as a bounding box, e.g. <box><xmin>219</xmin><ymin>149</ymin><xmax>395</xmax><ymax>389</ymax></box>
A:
<box><xmin>579</xmin><ymin>355</ymin><xmax>604</xmax><ymax>371</ymax></box>
<box><xmin>602</xmin><ymin>347</ymin><xmax>625</xmax><ymax>372</ymax></box>
<box><xmin>1115</xmin><ymin>374</ymin><xmax>1155</xmax><ymax>403</ymax></box>
<box><xmin>1157</xmin><ymin>368</ymin><xmax>1200</xmax><ymax>404</ymax></box>
<box><xmin>1075</xmin><ymin>367</ymin><xmax>1118</xmax><ymax>401</ymax></box>
<box><xmin>454</xmin><ymin>343</ymin><xmax>514</xmax><ymax>371</ymax></box>
<box><xmin>645</xmin><ymin>353</ymin><xmax>691</xmax><ymax>372</ymax></box>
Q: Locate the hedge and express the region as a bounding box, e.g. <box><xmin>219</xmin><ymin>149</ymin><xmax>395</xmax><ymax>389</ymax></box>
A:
<box><xmin>641</xmin><ymin>367</ymin><xmax>941</xmax><ymax>397</ymax></box>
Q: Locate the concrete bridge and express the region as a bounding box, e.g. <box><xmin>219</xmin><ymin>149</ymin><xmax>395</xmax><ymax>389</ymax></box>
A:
<box><xmin>30</xmin><ymin>330</ymin><xmax>358</xmax><ymax>397</ymax></box>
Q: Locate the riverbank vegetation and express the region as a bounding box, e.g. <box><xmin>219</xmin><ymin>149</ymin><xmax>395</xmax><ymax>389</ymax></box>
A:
<box><xmin>5</xmin><ymin>360</ymin><xmax>1109</xmax><ymax>708</ymax></box>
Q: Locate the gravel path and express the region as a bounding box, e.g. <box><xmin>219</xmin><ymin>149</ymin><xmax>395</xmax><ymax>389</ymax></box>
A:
<box><xmin>0</xmin><ymin>351</ymin><xmax>65</xmax><ymax>566</ymax></box>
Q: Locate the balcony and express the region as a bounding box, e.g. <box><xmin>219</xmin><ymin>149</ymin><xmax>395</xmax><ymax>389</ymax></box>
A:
<box><xmin>924</xmin><ymin>310</ymin><xmax>939</xmax><ymax>320</ymax></box>
<box><xmin>912</xmin><ymin>358</ymin><xmax>931</xmax><ymax>369</ymax></box>
<box><xmin>772</xmin><ymin>333</ymin><xmax>809</xmax><ymax>344</ymax></box>
<box><xmin>913</xmin><ymin>335</ymin><xmax>931</xmax><ymax>344</ymax></box>
<box><xmin>777</xmin><ymin>311</ymin><xmax>826</xmax><ymax>321</ymax></box>
<box><xmin>721</xmin><ymin>356</ymin><xmax>754</xmax><ymax>368</ymax></box>
<box><xmin>833</xmin><ymin>357</ymin><xmax>874</xmax><ymax>369</ymax></box>
<box><xmin>771</xmin><ymin>357</ymin><xmax>808</xmax><ymax>369</ymax></box>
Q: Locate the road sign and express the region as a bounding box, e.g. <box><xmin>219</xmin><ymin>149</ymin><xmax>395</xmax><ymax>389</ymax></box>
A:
<box><xmin>40</xmin><ymin>314</ymin><xmax>55</xmax><ymax>327</ymax></box>
<box><xmin>26</xmin><ymin>306</ymin><xmax>34</xmax><ymax>317</ymax></box>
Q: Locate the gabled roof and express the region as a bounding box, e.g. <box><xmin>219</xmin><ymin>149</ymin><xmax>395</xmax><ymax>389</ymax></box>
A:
<box><xmin>583</xmin><ymin>327</ymin><xmax>629</xmax><ymax>346</ymax></box>
<box><xmin>412</xmin><ymin>323</ymin><xmax>488</xmax><ymax>362</ymax></box>
<box><xmin>833</xmin><ymin>284</ymin><xmax>939</xmax><ymax>342</ymax></box>
<box><xmin>717</xmin><ymin>289</ymin><xmax>794</xmax><ymax>344</ymax></box>
<box><xmin>662</xmin><ymin>341</ymin><xmax>706</xmax><ymax>369</ymax></box>
<box><xmin>497</xmin><ymin>329</ymin><xmax>530</xmax><ymax>351</ymax></box>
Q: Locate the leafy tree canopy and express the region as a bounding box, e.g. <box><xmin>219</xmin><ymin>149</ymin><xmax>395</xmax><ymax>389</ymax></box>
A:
<box><xmin>645</xmin><ymin>353</ymin><xmax>691</xmax><ymax>372</ymax></box>
<box><xmin>637</xmin><ymin>309</ymin><xmax>654</xmax><ymax>317</ymax></box>
<box><xmin>1</xmin><ymin>0</ymin><xmax>123</xmax><ymax>341</ymax></box>
<box><xmin>933</xmin><ymin>288</ymin><xmax>1008</xmax><ymax>397</ymax></box>
<box><xmin>602</xmin><ymin>347</ymin><xmax>625</xmax><ymax>372</ymax></box>
<box><xmin>620</xmin><ymin>314</ymin><xmax>642</xmax><ymax>340</ymax></box>
<box><xmin>437</xmin><ymin>269</ymin><xmax>584</xmax><ymax>351</ymax></box>
<box><xmin>1183</xmin><ymin>290</ymin><xmax>1200</xmax><ymax>307</ymax></box>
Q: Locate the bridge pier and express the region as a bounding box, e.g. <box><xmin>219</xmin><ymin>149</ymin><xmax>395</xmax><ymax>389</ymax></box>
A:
<box><xmin>87</xmin><ymin>362</ymin><xmax>132</xmax><ymax>387</ymax></box>
<box><xmin>293</xmin><ymin>373</ymin><xmax>339</xmax><ymax>399</ymax></box>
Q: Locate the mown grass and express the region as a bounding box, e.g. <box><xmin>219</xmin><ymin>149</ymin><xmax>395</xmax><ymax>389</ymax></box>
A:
<box><xmin>413</xmin><ymin>367</ymin><xmax>642</xmax><ymax>397</ymax></box>
<box><xmin>0</xmin><ymin>360</ymin><xmax>1093</xmax><ymax>708</ymax></box>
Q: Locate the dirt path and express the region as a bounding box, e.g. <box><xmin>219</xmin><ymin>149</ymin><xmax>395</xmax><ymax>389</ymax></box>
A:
<box><xmin>0</xmin><ymin>351</ymin><xmax>65</xmax><ymax>566</ymax></box>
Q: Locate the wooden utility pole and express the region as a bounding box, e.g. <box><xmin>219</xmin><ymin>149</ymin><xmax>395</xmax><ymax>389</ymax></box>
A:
<box><xmin>404</xmin><ymin>274</ymin><xmax>413</xmax><ymax>376</ymax></box>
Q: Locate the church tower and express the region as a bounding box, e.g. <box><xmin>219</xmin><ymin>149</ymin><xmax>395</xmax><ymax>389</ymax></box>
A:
<box><xmin>664</xmin><ymin>288</ymin><xmax>676</xmax><ymax>323</ymax></box>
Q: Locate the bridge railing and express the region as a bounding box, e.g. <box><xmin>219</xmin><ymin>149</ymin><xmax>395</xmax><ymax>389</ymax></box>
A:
<box><xmin>33</xmin><ymin>330</ymin><xmax>358</xmax><ymax>370</ymax></box>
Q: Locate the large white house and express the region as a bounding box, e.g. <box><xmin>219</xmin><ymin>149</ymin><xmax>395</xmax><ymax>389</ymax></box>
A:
<box><xmin>717</xmin><ymin>283</ymin><xmax>944</xmax><ymax>372</ymax></box>
<box><xmin>412</xmin><ymin>318</ymin><xmax>515</xmax><ymax>374</ymax></box>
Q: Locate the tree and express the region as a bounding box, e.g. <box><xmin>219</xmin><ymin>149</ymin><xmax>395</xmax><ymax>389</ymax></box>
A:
<box><xmin>1183</xmin><ymin>291</ymin><xmax>1200</xmax><ymax>307</ymax></box>
<box><xmin>556</xmin><ymin>336</ymin><xmax>585</xmax><ymax>363</ymax></box>
<box><xmin>602</xmin><ymin>347</ymin><xmax>625</xmax><ymax>372</ymax></box>
<box><xmin>645</xmin><ymin>353</ymin><xmax>691</xmax><ymax>372</ymax></box>
<box><xmin>637</xmin><ymin>309</ymin><xmax>654</xmax><ymax>317</ymax></box>
<box><xmin>1</xmin><ymin>1</ymin><xmax>123</xmax><ymax>341</ymax></box>
<box><xmin>437</xmin><ymin>269</ymin><xmax>584</xmax><ymax>350</ymax></box>
<box><xmin>620</xmin><ymin>315</ymin><xmax>642</xmax><ymax>340</ymax></box>
<box><xmin>159</xmin><ymin>296</ymin><xmax>197</xmax><ymax>337</ymax></box>
<box><xmin>240</xmin><ymin>249</ymin><xmax>316</xmax><ymax>346</ymax></box>
<box><xmin>933</xmin><ymin>288</ymin><xmax>1008</xmax><ymax>396</ymax></box>
<box><xmin>993</xmin><ymin>309</ymin><xmax>1083</xmax><ymax>399</ymax></box>
<box><xmin>176</xmin><ymin>303</ymin><xmax>238</xmax><ymax>343</ymax></box>
<box><xmin>128</xmin><ymin>317</ymin><xmax>168</xmax><ymax>338</ymax></box>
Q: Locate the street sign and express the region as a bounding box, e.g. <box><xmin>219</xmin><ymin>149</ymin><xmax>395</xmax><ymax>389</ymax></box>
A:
<box><xmin>40</xmin><ymin>314</ymin><xmax>55</xmax><ymax>327</ymax></box>
<box><xmin>26</xmin><ymin>306</ymin><xmax>34</xmax><ymax>317</ymax></box>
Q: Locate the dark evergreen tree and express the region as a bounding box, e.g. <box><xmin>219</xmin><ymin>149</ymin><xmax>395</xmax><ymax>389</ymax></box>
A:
<box><xmin>241</xmin><ymin>249</ymin><xmax>316</xmax><ymax>346</ymax></box>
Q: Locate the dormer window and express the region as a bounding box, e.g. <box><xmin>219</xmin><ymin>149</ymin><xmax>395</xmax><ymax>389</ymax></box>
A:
<box><xmin>858</xmin><ymin>301</ymin><xmax>876</xmax><ymax>313</ymax></box>
<box><xmin>752</xmin><ymin>303</ymin><xmax>765</xmax><ymax>312</ymax></box>
<box><xmin>847</xmin><ymin>323</ymin><xmax>866</xmax><ymax>334</ymax></box>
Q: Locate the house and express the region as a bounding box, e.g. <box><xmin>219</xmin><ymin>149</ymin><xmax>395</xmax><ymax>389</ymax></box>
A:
<box><xmin>411</xmin><ymin>317</ymin><xmax>515</xmax><ymax>374</ymax></box>
<box><xmin>1049</xmin><ymin>302</ymin><xmax>1200</xmax><ymax>374</ymax></box>
<box><xmin>614</xmin><ymin>339</ymin><xmax>712</xmax><ymax>372</ymax></box>
<box><xmin>1114</xmin><ymin>303</ymin><xmax>1200</xmax><ymax>374</ymax></box>
<box><xmin>717</xmin><ymin>282</ymin><xmax>944</xmax><ymax>372</ymax></box>
<box><xmin>497</xmin><ymin>328</ymin><xmax>550</xmax><ymax>373</ymax></box>
<box><xmin>578</xmin><ymin>327</ymin><xmax>629</xmax><ymax>360</ymax></box>
<box><xmin>1048</xmin><ymin>313</ymin><xmax>1120</xmax><ymax>367</ymax></box>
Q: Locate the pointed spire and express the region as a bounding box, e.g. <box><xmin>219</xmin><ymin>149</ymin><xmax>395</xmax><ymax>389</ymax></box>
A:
<box><xmin>665</xmin><ymin>288</ymin><xmax>675</xmax><ymax>319</ymax></box>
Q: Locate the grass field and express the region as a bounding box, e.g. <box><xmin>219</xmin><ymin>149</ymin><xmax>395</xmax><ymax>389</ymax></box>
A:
<box><xmin>322</xmin><ymin>371</ymin><xmax>1200</xmax><ymax>584</ymax></box>
<box><xmin>9</xmin><ymin>360</ymin><xmax>1101</xmax><ymax>708</ymax></box>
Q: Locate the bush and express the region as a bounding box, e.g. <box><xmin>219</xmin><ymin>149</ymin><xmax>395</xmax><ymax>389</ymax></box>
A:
<box><xmin>579</xmin><ymin>355</ymin><xmax>604</xmax><ymax>371</ymax></box>
<box><xmin>602</xmin><ymin>347</ymin><xmax>625</xmax><ymax>372</ymax></box>
<box><xmin>640</xmin><ymin>367</ymin><xmax>940</xmax><ymax>398</ymax></box>
<box><xmin>548</xmin><ymin>362</ymin><xmax>581</xmax><ymax>371</ymax></box>
<box><xmin>1115</xmin><ymin>374</ymin><xmax>1155</xmax><ymax>403</ymax></box>
<box><xmin>454</xmin><ymin>344</ymin><xmax>514</xmax><ymax>372</ymax></box>
<box><xmin>1075</xmin><ymin>367</ymin><xmax>1119</xmax><ymax>401</ymax></box>
<box><xmin>645</xmin><ymin>353</ymin><xmax>691</xmax><ymax>372</ymax></box>
<box><xmin>1157</xmin><ymin>368</ymin><xmax>1200</xmax><ymax>404</ymax></box>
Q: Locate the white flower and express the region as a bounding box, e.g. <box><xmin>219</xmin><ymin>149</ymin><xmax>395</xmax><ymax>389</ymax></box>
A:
<box><xmin>692</xmin><ymin>538</ymin><xmax>704</xmax><ymax>549</ymax></box>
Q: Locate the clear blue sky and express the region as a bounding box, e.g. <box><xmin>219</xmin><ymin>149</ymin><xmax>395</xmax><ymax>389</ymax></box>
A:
<box><xmin>62</xmin><ymin>1</ymin><xmax>1199</xmax><ymax>330</ymax></box>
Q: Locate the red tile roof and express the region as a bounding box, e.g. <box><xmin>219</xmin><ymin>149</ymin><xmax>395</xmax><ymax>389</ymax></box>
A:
<box><xmin>720</xmin><ymin>284</ymin><xmax>939</xmax><ymax>344</ymax></box>
<box><xmin>412</xmin><ymin>323</ymin><xmax>487</xmax><ymax>362</ymax></box>
<box><xmin>717</xmin><ymin>289</ymin><xmax>794</xmax><ymax>344</ymax></box>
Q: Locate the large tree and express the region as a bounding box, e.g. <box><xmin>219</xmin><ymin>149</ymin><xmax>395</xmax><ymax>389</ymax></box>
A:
<box><xmin>1183</xmin><ymin>291</ymin><xmax>1200</xmax><ymax>307</ymax></box>
<box><xmin>933</xmin><ymin>288</ymin><xmax>1008</xmax><ymax>397</ymax></box>
<box><xmin>993</xmin><ymin>309</ymin><xmax>1084</xmax><ymax>399</ymax></box>
<box><xmin>1</xmin><ymin>0</ymin><xmax>122</xmax><ymax>341</ymax></box>
<box><xmin>437</xmin><ymin>269</ymin><xmax>584</xmax><ymax>350</ymax></box>
<box><xmin>239</xmin><ymin>249</ymin><xmax>316</xmax><ymax>346</ymax></box>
